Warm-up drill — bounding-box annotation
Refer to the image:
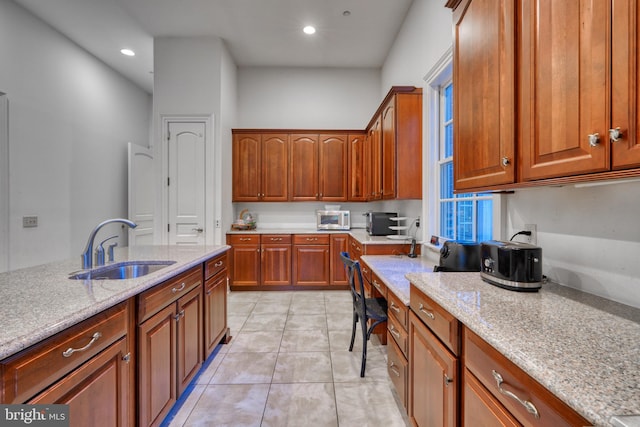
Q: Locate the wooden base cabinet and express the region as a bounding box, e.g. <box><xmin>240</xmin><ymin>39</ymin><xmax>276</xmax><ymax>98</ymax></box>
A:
<box><xmin>261</xmin><ymin>234</ymin><xmax>292</xmax><ymax>286</ymax></box>
<box><xmin>137</xmin><ymin>267</ymin><xmax>203</xmax><ymax>427</ymax></box>
<box><xmin>292</xmin><ymin>234</ymin><xmax>330</xmax><ymax>286</ymax></box>
<box><xmin>204</xmin><ymin>251</ymin><xmax>229</xmax><ymax>358</ymax></box>
<box><xmin>227</xmin><ymin>234</ymin><xmax>261</xmax><ymax>287</ymax></box>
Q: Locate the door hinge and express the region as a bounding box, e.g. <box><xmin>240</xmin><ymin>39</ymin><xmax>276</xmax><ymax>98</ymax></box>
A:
<box><xmin>167</xmin><ymin>224</ymin><xmax>170</xmax><ymax>232</ymax></box>
<box><xmin>167</xmin><ymin>131</ymin><xmax>170</xmax><ymax>141</ymax></box>
<box><xmin>167</xmin><ymin>177</ymin><xmax>170</xmax><ymax>186</ymax></box>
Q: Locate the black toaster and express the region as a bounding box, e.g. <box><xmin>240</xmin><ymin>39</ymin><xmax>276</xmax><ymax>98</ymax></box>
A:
<box><xmin>433</xmin><ymin>240</ymin><xmax>482</xmax><ymax>272</ymax></box>
<box><xmin>480</xmin><ymin>240</ymin><xmax>543</xmax><ymax>291</ymax></box>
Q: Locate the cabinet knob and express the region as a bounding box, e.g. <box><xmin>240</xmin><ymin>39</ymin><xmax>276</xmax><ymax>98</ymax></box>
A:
<box><xmin>501</xmin><ymin>157</ymin><xmax>510</xmax><ymax>167</ymax></box>
<box><xmin>588</xmin><ymin>133</ymin><xmax>600</xmax><ymax>147</ymax></box>
<box><xmin>444</xmin><ymin>374</ymin><xmax>454</xmax><ymax>385</ymax></box>
<box><xmin>609</xmin><ymin>127</ymin><xmax>623</xmax><ymax>142</ymax></box>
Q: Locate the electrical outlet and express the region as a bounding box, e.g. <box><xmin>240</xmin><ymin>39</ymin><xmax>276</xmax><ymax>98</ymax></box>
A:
<box><xmin>215</xmin><ymin>219</ymin><xmax>221</xmax><ymax>228</ymax></box>
<box><xmin>524</xmin><ymin>224</ymin><xmax>537</xmax><ymax>245</ymax></box>
<box><xmin>415</xmin><ymin>217</ymin><xmax>420</xmax><ymax>228</ymax></box>
<box><xmin>23</xmin><ymin>216</ymin><xmax>38</xmax><ymax>228</ymax></box>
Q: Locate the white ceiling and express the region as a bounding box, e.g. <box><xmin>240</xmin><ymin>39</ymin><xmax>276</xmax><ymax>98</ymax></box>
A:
<box><xmin>14</xmin><ymin>0</ymin><xmax>414</xmax><ymax>94</ymax></box>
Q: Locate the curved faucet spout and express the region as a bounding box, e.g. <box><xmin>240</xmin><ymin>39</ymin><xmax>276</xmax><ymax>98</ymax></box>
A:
<box><xmin>81</xmin><ymin>218</ymin><xmax>137</xmax><ymax>269</ymax></box>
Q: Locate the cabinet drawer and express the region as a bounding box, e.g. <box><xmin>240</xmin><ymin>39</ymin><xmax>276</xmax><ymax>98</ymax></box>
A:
<box><xmin>138</xmin><ymin>266</ymin><xmax>202</xmax><ymax>324</ymax></box>
<box><xmin>227</xmin><ymin>234</ymin><xmax>260</xmax><ymax>245</ymax></box>
<box><xmin>359</xmin><ymin>259</ymin><xmax>372</xmax><ymax>283</ymax></box>
<box><xmin>205</xmin><ymin>252</ymin><xmax>228</xmax><ymax>280</ymax></box>
<box><xmin>387</xmin><ymin>291</ymin><xmax>408</xmax><ymax>331</ymax></box>
<box><xmin>463</xmin><ymin>328</ymin><xmax>591</xmax><ymax>427</ymax></box>
<box><xmin>387</xmin><ymin>337</ymin><xmax>408</xmax><ymax>409</ymax></box>
<box><xmin>261</xmin><ymin>234</ymin><xmax>292</xmax><ymax>244</ymax></box>
<box><xmin>293</xmin><ymin>234</ymin><xmax>330</xmax><ymax>245</ymax></box>
<box><xmin>410</xmin><ymin>287</ymin><xmax>460</xmax><ymax>355</ymax></box>
<box><xmin>388</xmin><ymin>314</ymin><xmax>408</xmax><ymax>357</ymax></box>
<box><xmin>370</xmin><ymin>271</ymin><xmax>387</xmax><ymax>298</ymax></box>
<box><xmin>1</xmin><ymin>301</ymin><xmax>129</xmax><ymax>404</ymax></box>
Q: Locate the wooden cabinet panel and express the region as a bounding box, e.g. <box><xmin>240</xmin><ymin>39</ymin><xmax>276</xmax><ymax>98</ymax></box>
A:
<box><xmin>409</xmin><ymin>311</ymin><xmax>458</xmax><ymax>427</ymax></box>
<box><xmin>204</xmin><ymin>252</ymin><xmax>227</xmax><ymax>280</ymax></box>
<box><xmin>329</xmin><ymin>234</ymin><xmax>348</xmax><ymax>285</ymax></box>
<box><xmin>368</xmin><ymin>117</ymin><xmax>383</xmax><ymax>200</ymax></box>
<box><xmin>319</xmin><ymin>134</ymin><xmax>348</xmax><ymax>201</ymax></box>
<box><xmin>1</xmin><ymin>301</ymin><xmax>128</xmax><ymax>404</ymax></box>
<box><xmin>519</xmin><ymin>0</ymin><xmax>609</xmax><ymax>181</ymax></box>
<box><xmin>232</xmin><ymin>133</ymin><xmax>261</xmax><ymax>201</ymax></box>
<box><xmin>464</xmin><ymin>328</ymin><xmax>590</xmax><ymax>427</ymax></box>
<box><xmin>292</xmin><ymin>244</ymin><xmax>330</xmax><ymax>286</ymax></box>
<box><xmin>177</xmin><ymin>287</ymin><xmax>202</xmax><ymax>395</ymax></box>
<box><xmin>261</xmin><ymin>243</ymin><xmax>292</xmax><ymax>285</ymax></box>
<box><xmin>137</xmin><ymin>267</ymin><xmax>202</xmax><ymax>324</ymax></box>
<box><xmin>387</xmin><ymin>336</ymin><xmax>408</xmax><ymax>410</ymax></box>
<box><xmin>388</xmin><ymin>291</ymin><xmax>408</xmax><ymax>331</ymax></box>
<box><xmin>204</xmin><ymin>270</ymin><xmax>228</xmax><ymax>358</ymax></box>
<box><xmin>453</xmin><ymin>0</ymin><xmax>516</xmax><ymax>190</ymax></box>
<box><xmin>227</xmin><ymin>234</ymin><xmax>260</xmax><ymax>287</ymax></box>
<box><xmin>261</xmin><ymin>134</ymin><xmax>289</xmax><ymax>201</ymax></box>
<box><xmin>138</xmin><ymin>304</ymin><xmax>176</xmax><ymax>427</ymax></box>
<box><xmin>29</xmin><ymin>338</ymin><xmax>131</xmax><ymax>427</ymax></box>
<box><xmin>388</xmin><ymin>314</ymin><xmax>408</xmax><ymax>357</ymax></box>
<box><xmin>611</xmin><ymin>0</ymin><xmax>640</xmax><ymax>169</ymax></box>
<box><xmin>381</xmin><ymin>98</ymin><xmax>397</xmax><ymax>199</ymax></box>
<box><xmin>462</xmin><ymin>369</ymin><xmax>520</xmax><ymax>427</ymax></box>
<box><xmin>290</xmin><ymin>134</ymin><xmax>319</xmax><ymax>201</ymax></box>
<box><xmin>395</xmin><ymin>92</ymin><xmax>422</xmax><ymax>199</ymax></box>
<box><xmin>348</xmin><ymin>133</ymin><xmax>368</xmax><ymax>201</ymax></box>
<box><xmin>410</xmin><ymin>286</ymin><xmax>460</xmax><ymax>355</ymax></box>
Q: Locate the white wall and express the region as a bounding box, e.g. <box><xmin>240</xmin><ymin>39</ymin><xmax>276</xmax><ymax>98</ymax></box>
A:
<box><xmin>0</xmin><ymin>0</ymin><xmax>151</xmax><ymax>271</ymax></box>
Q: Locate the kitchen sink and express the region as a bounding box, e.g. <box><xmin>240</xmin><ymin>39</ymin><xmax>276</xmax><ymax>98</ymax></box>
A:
<box><xmin>69</xmin><ymin>260</ymin><xmax>177</xmax><ymax>280</ymax></box>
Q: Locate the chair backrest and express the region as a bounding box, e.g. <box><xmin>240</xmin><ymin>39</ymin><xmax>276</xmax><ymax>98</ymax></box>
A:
<box><xmin>340</xmin><ymin>252</ymin><xmax>367</xmax><ymax>313</ymax></box>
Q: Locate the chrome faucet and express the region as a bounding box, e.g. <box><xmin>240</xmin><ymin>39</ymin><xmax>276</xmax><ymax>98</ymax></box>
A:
<box><xmin>81</xmin><ymin>218</ymin><xmax>137</xmax><ymax>269</ymax></box>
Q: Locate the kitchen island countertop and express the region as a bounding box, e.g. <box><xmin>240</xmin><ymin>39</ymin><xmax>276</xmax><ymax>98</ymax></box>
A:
<box><xmin>0</xmin><ymin>245</ymin><xmax>229</xmax><ymax>360</ymax></box>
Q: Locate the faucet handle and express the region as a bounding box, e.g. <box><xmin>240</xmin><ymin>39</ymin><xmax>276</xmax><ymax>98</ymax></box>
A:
<box><xmin>95</xmin><ymin>235</ymin><xmax>118</xmax><ymax>266</ymax></box>
<box><xmin>107</xmin><ymin>241</ymin><xmax>118</xmax><ymax>263</ymax></box>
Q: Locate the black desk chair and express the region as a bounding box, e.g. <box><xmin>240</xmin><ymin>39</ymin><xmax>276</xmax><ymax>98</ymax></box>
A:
<box><xmin>340</xmin><ymin>252</ymin><xmax>388</xmax><ymax>377</ymax></box>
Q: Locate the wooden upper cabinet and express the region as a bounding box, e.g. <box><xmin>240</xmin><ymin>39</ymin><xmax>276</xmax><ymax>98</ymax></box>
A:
<box><xmin>369</xmin><ymin>116</ymin><xmax>383</xmax><ymax>200</ymax></box>
<box><xmin>395</xmin><ymin>92</ymin><xmax>422</xmax><ymax>199</ymax></box>
<box><xmin>290</xmin><ymin>134</ymin><xmax>319</xmax><ymax>201</ymax></box>
<box><xmin>453</xmin><ymin>0</ymin><xmax>516</xmax><ymax>191</ymax></box>
<box><xmin>519</xmin><ymin>0</ymin><xmax>610</xmax><ymax>181</ymax></box>
<box><xmin>348</xmin><ymin>132</ymin><xmax>368</xmax><ymax>201</ymax></box>
<box><xmin>319</xmin><ymin>134</ymin><xmax>348</xmax><ymax>201</ymax></box>
<box><xmin>232</xmin><ymin>133</ymin><xmax>261</xmax><ymax>201</ymax></box>
<box><xmin>611</xmin><ymin>0</ymin><xmax>640</xmax><ymax>169</ymax></box>
<box><xmin>232</xmin><ymin>132</ymin><xmax>288</xmax><ymax>202</ymax></box>
<box><xmin>261</xmin><ymin>134</ymin><xmax>289</xmax><ymax>201</ymax></box>
<box><xmin>381</xmin><ymin>98</ymin><xmax>397</xmax><ymax>199</ymax></box>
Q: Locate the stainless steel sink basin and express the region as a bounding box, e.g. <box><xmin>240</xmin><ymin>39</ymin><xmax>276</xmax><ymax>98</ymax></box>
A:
<box><xmin>69</xmin><ymin>260</ymin><xmax>177</xmax><ymax>280</ymax></box>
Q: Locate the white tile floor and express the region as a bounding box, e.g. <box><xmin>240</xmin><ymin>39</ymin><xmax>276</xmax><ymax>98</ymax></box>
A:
<box><xmin>165</xmin><ymin>290</ymin><xmax>411</xmax><ymax>427</ymax></box>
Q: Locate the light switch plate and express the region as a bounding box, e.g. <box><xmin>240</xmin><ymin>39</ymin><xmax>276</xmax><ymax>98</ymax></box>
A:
<box><xmin>23</xmin><ymin>216</ymin><xmax>38</xmax><ymax>228</ymax></box>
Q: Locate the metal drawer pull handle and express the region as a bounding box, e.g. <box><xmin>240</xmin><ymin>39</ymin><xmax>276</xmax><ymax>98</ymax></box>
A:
<box><xmin>239</xmin><ymin>238</ymin><xmax>251</xmax><ymax>241</ymax></box>
<box><xmin>492</xmin><ymin>370</ymin><xmax>540</xmax><ymax>419</ymax></box>
<box><xmin>270</xmin><ymin>237</ymin><xmax>282</xmax><ymax>241</ymax></box>
<box><xmin>418</xmin><ymin>303</ymin><xmax>435</xmax><ymax>320</ymax></box>
<box><xmin>214</xmin><ymin>260</ymin><xmax>224</xmax><ymax>267</ymax></box>
<box><xmin>63</xmin><ymin>332</ymin><xmax>102</xmax><ymax>357</ymax></box>
<box><xmin>389</xmin><ymin>362</ymin><xmax>401</xmax><ymax>377</ymax></box>
<box><xmin>390</xmin><ymin>326</ymin><xmax>400</xmax><ymax>339</ymax></box>
<box><xmin>172</xmin><ymin>282</ymin><xmax>186</xmax><ymax>293</ymax></box>
<box><xmin>390</xmin><ymin>302</ymin><xmax>400</xmax><ymax>313</ymax></box>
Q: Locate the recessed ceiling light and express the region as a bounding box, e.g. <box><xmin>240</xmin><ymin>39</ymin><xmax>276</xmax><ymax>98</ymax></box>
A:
<box><xmin>120</xmin><ymin>48</ymin><xmax>135</xmax><ymax>57</ymax></box>
<box><xmin>343</xmin><ymin>10</ymin><xmax>351</xmax><ymax>16</ymax></box>
<box><xmin>303</xmin><ymin>25</ymin><xmax>316</xmax><ymax>35</ymax></box>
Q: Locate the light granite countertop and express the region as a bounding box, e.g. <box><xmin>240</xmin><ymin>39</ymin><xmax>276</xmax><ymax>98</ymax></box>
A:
<box><xmin>360</xmin><ymin>254</ymin><xmax>434</xmax><ymax>305</ymax></box>
<box><xmin>227</xmin><ymin>227</ymin><xmax>418</xmax><ymax>245</ymax></box>
<box><xmin>0</xmin><ymin>245</ymin><xmax>230</xmax><ymax>360</ymax></box>
<box><xmin>406</xmin><ymin>270</ymin><xmax>640</xmax><ymax>427</ymax></box>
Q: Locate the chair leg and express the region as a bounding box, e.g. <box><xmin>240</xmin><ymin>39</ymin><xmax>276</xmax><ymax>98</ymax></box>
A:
<box><xmin>348</xmin><ymin>311</ymin><xmax>358</xmax><ymax>352</ymax></box>
<box><xmin>360</xmin><ymin>318</ymin><xmax>368</xmax><ymax>377</ymax></box>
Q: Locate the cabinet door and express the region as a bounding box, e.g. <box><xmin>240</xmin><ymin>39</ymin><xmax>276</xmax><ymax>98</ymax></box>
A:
<box><xmin>409</xmin><ymin>311</ymin><xmax>458</xmax><ymax>427</ymax></box>
<box><xmin>348</xmin><ymin>133</ymin><xmax>368</xmax><ymax>201</ymax></box>
<box><xmin>319</xmin><ymin>134</ymin><xmax>348</xmax><ymax>201</ymax></box>
<box><xmin>329</xmin><ymin>234</ymin><xmax>348</xmax><ymax>285</ymax></box>
<box><xmin>232</xmin><ymin>133</ymin><xmax>261</xmax><ymax>201</ymax></box>
<box><xmin>29</xmin><ymin>338</ymin><xmax>131</xmax><ymax>427</ymax></box>
<box><xmin>396</xmin><ymin>92</ymin><xmax>423</xmax><ymax>199</ymax></box>
<box><xmin>611</xmin><ymin>0</ymin><xmax>640</xmax><ymax>169</ymax></box>
<box><xmin>453</xmin><ymin>0</ymin><xmax>515</xmax><ymax>190</ymax></box>
<box><xmin>381</xmin><ymin>97</ymin><xmax>397</xmax><ymax>199</ymax></box>
<box><xmin>462</xmin><ymin>370</ymin><xmax>520</xmax><ymax>427</ymax></box>
<box><xmin>261</xmin><ymin>244</ymin><xmax>292</xmax><ymax>285</ymax></box>
<box><xmin>204</xmin><ymin>270</ymin><xmax>228</xmax><ymax>358</ymax></box>
<box><xmin>262</xmin><ymin>134</ymin><xmax>289</xmax><ymax>201</ymax></box>
<box><xmin>290</xmin><ymin>134</ymin><xmax>319</xmax><ymax>201</ymax></box>
<box><xmin>519</xmin><ymin>0</ymin><xmax>609</xmax><ymax>180</ymax></box>
<box><xmin>177</xmin><ymin>287</ymin><xmax>202</xmax><ymax>395</ymax></box>
<box><xmin>369</xmin><ymin>117</ymin><xmax>383</xmax><ymax>200</ymax></box>
<box><xmin>292</xmin><ymin>245</ymin><xmax>330</xmax><ymax>285</ymax></box>
<box><xmin>138</xmin><ymin>304</ymin><xmax>177</xmax><ymax>427</ymax></box>
<box><xmin>230</xmin><ymin>244</ymin><xmax>260</xmax><ymax>286</ymax></box>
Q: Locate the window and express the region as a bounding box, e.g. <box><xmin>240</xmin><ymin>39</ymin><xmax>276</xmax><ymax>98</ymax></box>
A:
<box><xmin>426</xmin><ymin>49</ymin><xmax>494</xmax><ymax>244</ymax></box>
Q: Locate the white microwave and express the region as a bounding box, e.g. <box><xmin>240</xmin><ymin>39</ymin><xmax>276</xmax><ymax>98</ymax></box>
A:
<box><xmin>316</xmin><ymin>210</ymin><xmax>351</xmax><ymax>230</ymax></box>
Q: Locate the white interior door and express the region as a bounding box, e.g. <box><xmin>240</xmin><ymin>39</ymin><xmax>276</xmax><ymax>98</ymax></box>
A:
<box><xmin>168</xmin><ymin>121</ymin><xmax>206</xmax><ymax>245</ymax></box>
<box><xmin>128</xmin><ymin>143</ymin><xmax>155</xmax><ymax>245</ymax></box>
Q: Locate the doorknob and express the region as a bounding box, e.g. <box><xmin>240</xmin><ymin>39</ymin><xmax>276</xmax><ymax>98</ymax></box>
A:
<box><xmin>192</xmin><ymin>227</ymin><xmax>204</xmax><ymax>233</ymax></box>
